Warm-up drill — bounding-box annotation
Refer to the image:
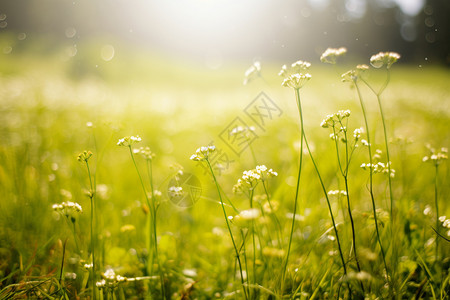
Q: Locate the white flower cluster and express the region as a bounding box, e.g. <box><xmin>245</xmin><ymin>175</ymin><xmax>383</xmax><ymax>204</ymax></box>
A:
<box><xmin>96</xmin><ymin>269</ymin><xmax>127</xmax><ymax>289</ymax></box>
<box><xmin>281</xmin><ymin>73</ymin><xmax>312</xmax><ymax>89</ymax></box>
<box><xmin>353</xmin><ymin>127</ymin><xmax>364</xmax><ymax>140</ymax></box>
<box><xmin>423</xmin><ymin>147</ymin><xmax>448</xmax><ymax>165</ymax></box>
<box><xmin>328</xmin><ymin>190</ymin><xmax>347</xmax><ymax>196</ymax></box>
<box><xmin>279</xmin><ymin>60</ymin><xmax>312</xmax><ymax>90</ymax></box>
<box><xmin>291</xmin><ymin>60</ymin><xmax>311</xmax><ymax>71</ymax></box>
<box><xmin>370</xmin><ymin>52</ymin><xmax>400</xmax><ymax>69</ymax></box>
<box><xmin>190</xmin><ymin>145</ymin><xmax>216</xmax><ymax>162</ymax></box>
<box><xmin>360</xmin><ymin>162</ymin><xmax>395</xmax><ymax>178</ymax></box>
<box><xmin>133</xmin><ymin>146</ymin><xmax>155</xmax><ymax>160</ymax></box>
<box><xmin>233</xmin><ymin>165</ymin><xmax>278</xmax><ymax>192</ymax></box>
<box><xmin>243</xmin><ymin>61</ymin><xmax>261</xmax><ymax>85</ymax></box>
<box><xmin>341</xmin><ymin>65</ymin><xmax>369</xmax><ymax>82</ymax></box>
<box><xmin>53</xmin><ymin>201</ymin><xmax>83</xmax><ymax>216</ymax></box>
<box><xmin>84</xmin><ymin>263</ymin><xmax>93</xmax><ymax>269</ymax></box>
<box><xmin>117</xmin><ymin>135</ymin><xmax>142</xmax><ymax>147</ymax></box>
<box><xmin>255</xmin><ymin>165</ymin><xmax>278</xmax><ymax>181</ymax></box>
<box><xmin>423</xmin><ymin>205</ymin><xmax>432</xmax><ymax>216</ymax></box>
<box><xmin>230</xmin><ymin>125</ymin><xmax>256</xmax><ymax>137</ymax></box>
<box><xmin>320</xmin><ymin>47</ymin><xmax>347</xmax><ymax>64</ymax></box>
<box><xmin>320</xmin><ymin>110</ymin><xmax>351</xmax><ymax>128</ymax></box>
<box><xmin>168</xmin><ymin>186</ymin><xmax>183</xmax><ymax>197</ymax></box>
<box><xmin>438</xmin><ymin>216</ymin><xmax>450</xmax><ymax>237</ymax></box>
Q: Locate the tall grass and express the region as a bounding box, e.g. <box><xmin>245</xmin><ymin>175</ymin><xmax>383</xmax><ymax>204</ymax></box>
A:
<box><xmin>0</xmin><ymin>49</ymin><xmax>449</xmax><ymax>299</ymax></box>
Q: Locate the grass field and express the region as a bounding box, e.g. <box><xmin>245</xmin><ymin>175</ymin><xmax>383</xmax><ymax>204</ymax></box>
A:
<box><xmin>0</xmin><ymin>44</ymin><xmax>449</xmax><ymax>299</ymax></box>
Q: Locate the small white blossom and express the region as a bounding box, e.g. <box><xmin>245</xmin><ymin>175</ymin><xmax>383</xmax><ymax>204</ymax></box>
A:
<box><xmin>353</xmin><ymin>127</ymin><xmax>364</xmax><ymax>140</ymax></box>
<box><xmin>53</xmin><ymin>201</ymin><xmax>83</xmax><ymax>217</ymax></box>
<box><xmin>190</xmin><ymin>145</ymin><xmax>216</xmax><ymax>162</ymax></box>
<box><xmin>423</xmin><ymin>145</ymin><xmax>448</xmax><ymax>165</ymax></box>
<box><xmin>117</xmin><ymin>135</ymin><xmax>142</xmax><ymax>147</ymax></box>
<box><xmin>291</xmin><ymin>60</ymin><xmax>311</xmax><ymax>71</ymax></box>
<box><xmin>370</xmin><ymin>52</ymin><xmax>401</xmax><ymax>69</ymax></box>
<box><xmin>168</xmin><ymin>186</ymin><xmax>183</xmax><ymax>198</ymax></box>
<box><xmin>282</xmin><ymin>73</ymin><xmax>311</xmax><ymax>89</ymax></box>
<box><xmin>320</xmin><ymin>47</ymin><xmax>347</xmax><ymax>64</ymax></box>
<box><xmin>423</xmin><ymin>205</ymin><xmax>432</xmax><ymax>216</ymax></box>
<box><xmin>328</xmin><ymin>190</ymin><xmax>347</xmax><ymax>196</ymax></box>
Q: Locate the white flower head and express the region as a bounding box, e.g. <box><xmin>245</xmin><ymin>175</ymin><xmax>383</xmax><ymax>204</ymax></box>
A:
<box><xmin>282</xmin><ymin>73</ymin><xmax>312</xmax><ymax>89</ymax></box>
<box><xmin>423</xmin><ymin>145</ymin><xmax>448</xmax><ymax>166</ymax></box>
<box><xmin>53</xmin><ymin>201</ymin><xmax>83</xmax><ymax>218</ymax></box>
<box><xmin>190</xmin><ymin>145</ymin><xmax>216</xmax><ymax>162</ymax></box>
<box><xmin>117</xmin><ymin>135</ymin><xmax>142</xmax><ymax>147</ymax></box>
<box><xmin>341</xmin><ymin>65</ymin><xmax>369</xmax><ymax>83</ymax></box>
<box><xmin>370</xmin><ymin>52</ymin><xmax>401</xmax><ymax>69</ymax></box>
<box><xmin>353</xmin><ymin>127</ymin><xmax>364</xmax><ymax>140</ymax></box>
<box><xmin>320</xmin><ymin>47</ymin><xmax>347</xmax><ymax>64</ymax></box>
<box><xmin>168</xmin><ymin>186</ymin><xmax>183</xmax><ymax>197</ymax></box>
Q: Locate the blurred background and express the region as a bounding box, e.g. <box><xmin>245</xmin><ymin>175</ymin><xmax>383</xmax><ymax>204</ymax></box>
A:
<box><xmin>1</xmin><ymin>0</ymin><xmax>449</xmax><ymax>70</ymax></box>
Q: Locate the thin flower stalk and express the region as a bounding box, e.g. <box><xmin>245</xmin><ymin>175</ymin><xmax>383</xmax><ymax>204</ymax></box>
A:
<box><xmin>423</xmin><ymin>146</ymin><xmax>448</xmax><ymax>264</ymax></box>
<box><xmin>295</xmin><ymin>88</ymin><xmax>348</xmax><ymax>280</ymax></box>
<box><xmin>205</xmin><ymin>159</ymin><xmax>249</xmax><ymax>300</ymax></box>
<box><xmin>362</xmin><ymin>52</ymin><xmax>400</xmax><ymax>286</ymax></box>
<box><xmin>353</xmin><ymin>80</ymin><xmax>390</xmax><ymax>284</ymax></box>
<box><xmin>323</xmin><ymin>112</ymin><xmax>364</xmax><ymax>288</ymax></box>
<box><xmin>261</xmin><ymin>181</ymin><xmax>283</xmax><ymax>247</ymax></box>
<box><xmin>118</xmin><ymin>137</ymin><xmax>166</xmax><ymax>299</ymax></box>
<box><xmin>77</xmin><ymin>150</ymin><xmax>97</xmax><ymax>300</ymax></box>
<box><xmin>129</xmin><ymin>148</ymin><xmax>166</xmax><ymax>299</ymax></box>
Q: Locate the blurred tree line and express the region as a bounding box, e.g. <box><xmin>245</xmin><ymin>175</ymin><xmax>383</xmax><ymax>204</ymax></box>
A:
<box><xmin>0</xmin><ymin>0</ymin><xmax>449</xmax><ymax>65</ymax></box>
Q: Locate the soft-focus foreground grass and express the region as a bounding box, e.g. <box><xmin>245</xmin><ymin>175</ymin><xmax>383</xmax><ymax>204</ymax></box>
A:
<box><xmin>0</xmin><ymin>41</ymin><xmax>449</xmax><ymax>299</ymax></box>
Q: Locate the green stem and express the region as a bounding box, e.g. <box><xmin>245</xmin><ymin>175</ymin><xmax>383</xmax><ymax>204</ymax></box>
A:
<box><xmin>354</xmin><ymin>81</ymin><xmax>390</xmax><ymax>284</ymax></box>
<box><xmin>206</xmin><ymin>159</ymin><xmax>248</xmax><ymax>300</ymax></box>
<box><xmin>241</xmin><ymin>229</ymin><xmax>250</xmax><ymax>297</ymax></box>
<box><xmin>85</xmin><ymin>160</ymin><xmax>96</xmax><ymax>300</ymax></box>
<box><xmin>281</xmin><ymin>88</ymin><xmax>304</xmax><ymax>294</ymax></box>
<box><xmin>250</xmin><ymin>188</ymin><xmax>257</xmax><ymax>299</ymax></box>
<box><xmin>128</xmin><ymin>147</ymin><xmax>166</xmax><ymax>299</ymax></box>
<box><xmin>332</xmin><ymin>125</ymin><xmax>345</xmax><ymax>177</ymax></box>
<box><xmin>303</xmin><ymin>134</ymin><xmax>348</xmax><ymax>275</ymax></box>
<box><xmin>262</xmin><ymin>182</ymin><xmax>283</xmax><ymax>247</ymax></box>
<box><xmin>434</xmin><ymin>164</ymin><xmax>439</xmax><ymax>263</ymax></box>
<box><xmin>59</xmin><ymin>239</ymin><xmax>68</xmax><ymax>285</ymax></box>
<box><xmin>342</xmin><ymin>128</ymin><xmax>363</xmax><ymax>281</ymax></box>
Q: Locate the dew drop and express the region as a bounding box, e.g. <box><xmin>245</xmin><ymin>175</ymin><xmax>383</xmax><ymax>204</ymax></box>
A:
<box><xmin>17</xmin><ymin>33</ymin><xmax>27</xmax><ymax>40</ymax></box>
<box><xmin>65</xmin><ymin>27</ymin><xmax>77</xmax><ymax>38</ymax></box>
<box><xmin>0</xmin><ymin>14</ymin><xmax>6</xmax><ymax>21</ymax></box>
<box><xmin>101</xmin><ymin>44</ymin><xmax>115</xmax><ymax>61</ymax></box>
<box><xmin>3</xmin><ymin>46</ymin><xmax>12</xmax><ymax>54</ymax></box>
<box><xmin>0</xmin><ymin>21</ymin><xmax>7</xmax><ymax>28</ymax></box>
<box><xmin>301</xmin><ymin>8</ymin><xmax>311</xmax><ymax>18</ymax></box>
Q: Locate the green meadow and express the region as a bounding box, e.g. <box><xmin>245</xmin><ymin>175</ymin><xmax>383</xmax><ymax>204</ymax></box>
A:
<box><xmin>0</xmin><ymin>42</ymin><xmax>449</xmax><ymax>299</ymax></box>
